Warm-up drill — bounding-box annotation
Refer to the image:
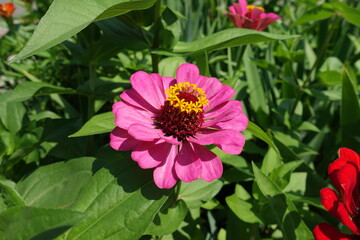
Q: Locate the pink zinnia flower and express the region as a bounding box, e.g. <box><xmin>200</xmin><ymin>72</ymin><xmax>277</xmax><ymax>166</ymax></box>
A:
<box><xmin>313</xmin><ymin>148</ymin><xmax>360</xmax><ymax>240</ymax></box>
<box><xmin>226</xmin><ymin>0</ymin><xmax>281</xmax><ymax>31</ymax></box>
<box><xmin>110</xmin><ymin>63</ymin><xmax>248</xmax><ymax>189</ymax></box>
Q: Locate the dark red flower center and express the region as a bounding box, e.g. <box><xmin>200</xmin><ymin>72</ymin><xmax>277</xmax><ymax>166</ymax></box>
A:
<box><xmin>155</xmin><ymin>101</ymin><xmax>204</xmax><ymax>142</ymax></box>
<box><xmin>154</xmin><ymin>82</ymin><xmax>208</xmax><ymax>142</ymax></box>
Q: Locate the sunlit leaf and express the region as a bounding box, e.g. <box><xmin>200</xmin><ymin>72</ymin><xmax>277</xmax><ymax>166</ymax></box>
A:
<box><xmin>153</xmin><ymin>28</ymin><xmax>299</xmax><ymax>56</ymax></box>
<box><xmin>12</xmin><ymin>0</ymin><xmax>157</xmax><ymax>62</ymax></box>
<box><xmin>69</xmin><ymin>112</ymin><xmax>115</xmax><ymax>137</ymax></box>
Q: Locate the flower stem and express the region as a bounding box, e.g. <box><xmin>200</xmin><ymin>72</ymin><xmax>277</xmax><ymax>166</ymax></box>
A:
<box><xmin>151</xmin><ymin>0</ymin><xmax>161</xmax><ymax>73</ymax></box>
<box><xmin>227</xmin><ymin>47</ymin><xmax>233</xmax><ymax>77</ymax></box>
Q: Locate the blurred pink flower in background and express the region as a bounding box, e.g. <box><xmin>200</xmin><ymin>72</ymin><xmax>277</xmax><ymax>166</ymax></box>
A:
<box><xmin>110</xmin><ymin>63</ymin><xmax>248</xmax><ymax>189</ymax></box>
<box><xmin>226</xmin><ymin>0</ymin><xmax>281</xmax><ymax>31</ymax></box>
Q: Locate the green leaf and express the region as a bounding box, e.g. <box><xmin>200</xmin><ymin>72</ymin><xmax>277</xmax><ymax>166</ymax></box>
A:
<box><xmin>0</xmin><ymin>181</ymin><xmax>25</xmax><ymax>212</ymax></box>
<box><xmin>11</xmin><ymin>0</ymin><xmax>157</xmax><ymax>62</ymax></box>
<box><xmin>153</xmin><ymin>28</ymin><xmax>299</xmax><ymax>56</ymax></box>
<box><xmin>0</xmin><ymin>206</ymin><xmax>84</xmax><ymax>240</ymax></box>
<box><xmin>145</xmin><ymin>199</ymin><xmax>188</xmax><ymax>236</ymax></box>
<box><xmin>179</xmin><ymin>179</ymin><xmax>223</xmax><ymax>208</ymax></box>
<box><xmin>69</xmin><ymin>112</ymin><xmax>115</xmax><ymax>137</ymax></box>
<box><xmin>0</xmin><ymin>82</ymin><xmax>76</xmax><ymax>103</ymax></box>
<box><xmin>0</xmin><ymin>101</ymin><xmax>26</xmax><ymax>133</ymax></box>
<box><xmin>341</xmin><ymin>66</ymin><xmax>360</xmax><ymax>149</ymax></box>
<box><xmin>226</xmin><ymin>194</ymin><xmax>262</xmax><ymax>224</ymax></box>
<box><xmin>159</xmin><ymin>57</ymin><xmax>186</xmax><ymax>78</ymax></box>
<box><xmin>16</xmin><ymin>157</ymin><xmax>96</xmax><ymax>209</ymax></box>
<box><xmin>243</xmin><ymin>47</ymin><xmax>270</xmax><ymax>128</ymax></box>
<box><xmin>252</xmin><ymin>163</ymin><xmax>313</xmax><ymax>239</ymax></box>
<box><xmin>63</xmin><ymin>153</ymin><xmax>172</xmax><ymax>240</ymax></box>
<box><xmin>246</xmin><ymin>121</ymin><xmax>280</xmax><ymax>156</ymax></box>
<box><xmin>293</xmin><ymin>5</ymin><xmax>334</xmax><ymax>26</ymax></box>
<box><xmin>331</xmin><ymin>2</ymin><xmax>360</xmax><ymax>27</ymax></box>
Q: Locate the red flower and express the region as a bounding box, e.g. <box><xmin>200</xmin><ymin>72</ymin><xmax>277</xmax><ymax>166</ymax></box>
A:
<box><xmin>313</xmin><ymin>148</ymin><xmax>360</xmax><ymax>240</ymax></box>
<box><xmin>0</xmin><ymin>2</ymin><xmax>15</xmax><ymax>18</ymax></box>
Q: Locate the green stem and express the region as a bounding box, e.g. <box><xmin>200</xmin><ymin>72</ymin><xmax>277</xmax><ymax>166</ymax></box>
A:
<box><xmin>235</xmin><ymin>45</ymin><xmax>247</xmax><ymax>71</ymax></box>
<box><xmin>227</xmin><ymin>47</ymin><xmax>233</xmax><ymax>77</ymax></box>
<box><xmin>4</xmin><ymin>16</ymin><xmax>14</xmax><ymax>34</ymax></box>
<box><xmin>151</xmin><ymin>0</ymin><xmax>161</xmax><ymax>73</ymax></box>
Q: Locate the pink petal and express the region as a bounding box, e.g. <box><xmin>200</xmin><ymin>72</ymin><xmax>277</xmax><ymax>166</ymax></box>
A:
<box><xmin>192</xmin><ymin>143</ymin><xmax>223</xmax><ymax>182</ymax></box>
<box><xmin>128</xmin><ymin>123</ymin><xmax>163</xmax><ymax>141</ymax></box>
<box><xmin>113</xmin><ymin>101</ymin><xmax>154</xmax><ymax>130</ymax></box>
<box><xmin>174</xmin><ymin>142</ymin><xmax>222</xmax><ymax>182</ymax></box>
<box><xmin>313</xmin><ymin>223</ymin><xmax>356</xmax><ymax>240</ymax></box>
<box><xmin>204</xmin><ymin>85</ymin><xmax>235</xmax><ymax>112</ymax></box>
<box><xmin>205</xmin><ymin>100</ymin><xmax>243</xmax><ymax>118</ymax></box>
<box><xmin>228</xmin><ymin>5</ymin><xmax>238</xmax><ymax>15</ymax></box>
<box><xmin>175</xmin><ymin>142</ymin><xmax>202</xmax><ymax>182</ymax></box>
<box><xmin>153</xmin><ymin>144</ymin><xmax>179</xmax><ymax>189</ymax></box>
<box><xmin>175</xmin><ymin>63</ymin><xmax>200</xmax><ymax>83</ymax></box>
<box><xmin>228</xmin><ymin>14</ymin><xmax>246</xmax><ymax>28</ymax></box>
<box><xmin>189</xmin><ymin>129</ymin><xmax>245</xmax><ymax>155</ymax></box>
<box><xmin>191</xmin><ymin>76</ymin><xmax>223</xmax><ymax>101</ymax></box>
<box><xmin>204</xmin><ymin>101</ymin><xmax>248</xmax><ymax>131</ymax></box>
<box><xmin>237</xmin><ymin>0</ymin><xmax>248</xmax><ymax>15</ymax></box>
<box><xmin>130</xmin><ymin>71</ymin><xmax>169</xmax><ymax>109</ymax></box>
<box><xmin>257</xmin><ymin>13</ymin><xmax>281</xmax><ymax>31</ymax></box>
<box><xmin>203</xmin><ymin>104</ymin><xmax>248</xmax><ymax>132</ymax></box>
<box><xmin>120</xmin><ymin>89</ymin><xmax>157</xmax><ymax>113</ymax></box>
<box><xmin>110</xmin><ymin>127</ymin><xmax>139</xmax><ymax>151</ymax></box>
<box><xmin>131</xmin><ymin>141</ymin><xmax>168</xmax><ymax>169</ymax></box>
<box><xmin>161</xmin><ymin>76</ymin><xmax>176</xmax><ymax>91</ymax></box>
<box><xmin>249</xmin><ymin>7</ymin><xmax>264</xmax><ymax>21</ymax></box>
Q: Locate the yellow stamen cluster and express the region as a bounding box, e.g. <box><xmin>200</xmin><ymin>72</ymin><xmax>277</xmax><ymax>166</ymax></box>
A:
<box><xmin>246</xmin><ymin>5</ymin><xmax>265</xmax><ymax>12</ymax></box>
<box><xmin>165</xmin><ymin>82</ymin><xmax>209</xmax><ymax>113</ymax></box>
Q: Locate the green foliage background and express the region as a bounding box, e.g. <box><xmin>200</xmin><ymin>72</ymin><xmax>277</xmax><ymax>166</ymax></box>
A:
<box><xmin>0</xmin><ymin>0</ymin><xmax>360</xmax><ymax>239</ymax></box>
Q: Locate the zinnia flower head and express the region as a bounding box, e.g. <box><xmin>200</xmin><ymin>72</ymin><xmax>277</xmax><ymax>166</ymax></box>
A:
<box><xmin>226</xmin><ymin>0</ymin><xmax>281</xmax><ymax>31</ymax></box>
<box><xmin>0</xmin><ymin>2</ymin><xmax>15</xmax><ymax>18</ymax></box>
<box><xmin>110</xmin><ymin>63</ymin><xmax>248</xmax><ymax>189</ymax></box>
<box><xmin>313</xmin><ymin>148</ymin><xmax>360</xmax><ymax>240</ymax></box>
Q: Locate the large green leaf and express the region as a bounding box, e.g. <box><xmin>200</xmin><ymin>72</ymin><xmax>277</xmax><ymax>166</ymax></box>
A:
<box><xmin>293</xmin><ymin>5</ymin><xmax>334</xmax><ymax>26</ymax></box>
<box><xmin>62</xmin><ymin>153</ymin><xmax>172</xmax><ymax>240</ymax></box>
<box><xmin>226</xmin><ymin>194</ymin><xmax>262</xmax><ymax>224</ymax></box>
<box><xmin>341</xmin><ymin>66</ymin><xmax>360</xmax><ymax>149</ymax></box>
<box><xmin>252</xmin><ymin>163</ymin><xmax>313</xmax><ymax>239</ymax></box>
<box><xmin>69</xmin><ymin>112</ymin><xmax>115</xmax><ymax>137</ymax></box>
<box><xmin>15</xmin><ymin>152</ymin><xmax>172</xmax><ymax>240</ymax></box>
<box><xmin>16</xmin><ymin>157</ymin><xmax>96</xmax><ymax>209</ymax></box>
<box><xmin>0</xmin><ymin>206</ymin><xmax>84</xmax><ymax>240</ymax></box>
<box><xmin>153</xmin><ymin>28</ymin><xmax>299</xmax><ymax>56</ymax></box>
<box><xmin>11</xmin><ymin>0</ymin><xmax>157</xmax><ymax>62</ymax></box>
